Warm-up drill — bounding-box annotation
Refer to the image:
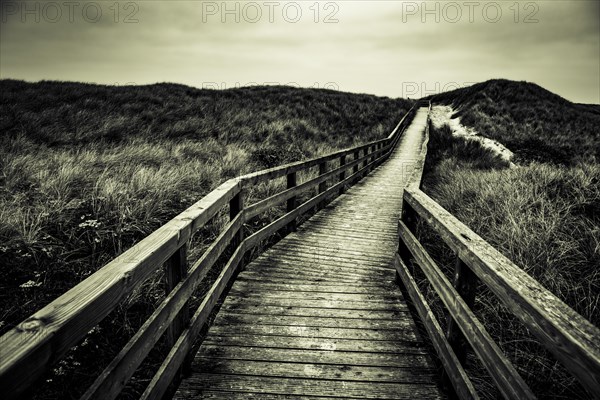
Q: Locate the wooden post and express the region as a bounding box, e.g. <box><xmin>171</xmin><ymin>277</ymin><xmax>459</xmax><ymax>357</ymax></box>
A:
<box><xmin>317</xmin><ymin>161</ymin><xmax>328</xmax><ymax>210</ymax></box>
<box><xmin>339</xmin><ymin>155</ymin><xmax>346</xmax><ymax>195</ymax></box>
<box><xmin>163</xmin><ymin>244</ymin><xmax>189</xmax><ymax>378</ymax></box>
<box><xmin>353</xmin><ymin>150</ymin><xmax>359</xmax><ymax>175</ymax></box>
<box><xmin>446</xmin><ymin>256</ymin><xmax>477</xmax><ymax>364</ymax></box>
<box><xmin>286</xmin><ymin>172</ymin><xmax>297</xmax><ymax>233</ymax></box>
<box><xmin>229</xmin><ymin>191</ymin><xmax>244</xmax><ymax>268</ymax></box>
<box><xmin>397</xmin><ymin>199</ymin><xmax>417</xmax><ymax>284</ymax></box>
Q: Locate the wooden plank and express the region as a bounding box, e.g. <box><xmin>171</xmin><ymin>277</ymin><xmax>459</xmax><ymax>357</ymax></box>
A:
<box><xmin>251</xmin><ymin>254</ymin><xmax>394</xmax><ymax>271</ymax></box>
<box><xmin>237</xmin><ymin>271</ymin><xmax>393</xmax><ymax>285</ymax></box>
<box><xmin>0</xmin><ymin>178</ymin><xmax>241</xmax><ymax>400</ymax></box>
<box><xmin>207</xmin><ymin>323</ymin><xmax>420</xmax><ymax>342</ymax></box>
<box><xmin>213</xmin><ymin>312</ymin><xmax>408</xmax><ymax>330</ymax></box>
<box><xmin>175</xmin><ymin>374</ymin><xmax>443</xmax><ymax>399</ymax></box>
<box><xmin>191</xmin><ymin>358</ymin><xmax>437</xmax><ymax>383</ymax></box>
<box><xmin>231</xmin><ymin>279</ymin><xmax>397</xmax><ymax>295</ymax></box>
<box><xmin>246</xmin><ymin>262</ymin><xmax>393</xmax><ymax>282</ymax></box>
<box><xmin>80</xmin><ymin>214</ymin><xmax>244</xmax><ymax>400</ymax></box>
<box><xmin>196</xmin><ymin>345</ymin><xmax>433</xmax><ymax>368</ymax></box>
<box><xmin>219</xmin><ymin>303</ymin><xmax>407</xmax><ymax>320</ymax></box>
<box><xmin>221</xmin><ymin>296</ymin><xmax>408</xmax><ymax>312</ymax></box>
<box><xmin>140</xmin><ymin>244</ymin><xmax>246</xmax><ymax>400</ymax></box>
<box><xmin>395</xmin><ymin>254</ymin><xmax>479</xmax><ymax>400</ymax></box>
<box><xmin>175</xmin><ymin>392</ymin><xmax>349</xmax><ymax>400</ymax></box>
<box><xmin>225</xmin><ymin>289</ymin><xmax>402</xmax><ymax>303</ymax></box>
<box><xmin>398</xmin><ymin>221</ymin><xmax>534</xmax><ymax>400</ymax></box>
<box><xmin>203</xmin><ymin>334</ymin><xmax>423</xmax><ymax>353</ymax></box>
<box><xmin>238</xmin><ymin>266</ymin><xmax>391</xmax><ymax>282</ymax></box>
<box><xmin>404</xmin><ymin>188</ymin><xmax>600</xmax><ymax>397</ymax></box>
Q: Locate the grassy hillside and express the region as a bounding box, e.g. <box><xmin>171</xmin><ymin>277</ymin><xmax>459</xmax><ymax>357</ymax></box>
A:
<box><xmin>0</xmin><ymin>79</ymin><xmax>410</xmax><ymax>398</ymax></box>
<box><xmin>429</xmin><ymin>79</ymin><xmax>600</xmax><ymax>165</ymax></box>
<box><xmin>420</xmin><ymin>81</ymin><xmax>599</xmax><ymax>399</ymax></box>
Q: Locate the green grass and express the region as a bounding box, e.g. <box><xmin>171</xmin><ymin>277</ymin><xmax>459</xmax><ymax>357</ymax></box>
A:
<box><xmin>0</xmin><ymin>79</ymin><xmax>410</xmax><ymax>399</ymax></box>
<box><xmin>418</xmin><ymin>122</ymin><xmax>599</xmax><ymax>399</ymax></box>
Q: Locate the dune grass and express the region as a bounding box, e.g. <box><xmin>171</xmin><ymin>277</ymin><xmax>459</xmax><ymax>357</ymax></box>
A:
<box><xmin>429</xmin><ymin>79</ymin><xmax>600</xmax><ymax>165</ymax></box>
<box><xmin>0</xmin><ymin>79</ymin><xmax>410</xmax><ymax>399</ymax></box>
<box><xmin>417</xmin><ymin>123</ymin><xmax>599</xmax><ymax>399</ymax></box>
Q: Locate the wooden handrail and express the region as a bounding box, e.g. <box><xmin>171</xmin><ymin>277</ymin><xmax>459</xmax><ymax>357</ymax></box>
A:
<box><xmin>396</xmin><ymin>187</ymin><xmax>600</xmax><ymax>399</ymax></box>
<box><xmin>0</xmin><ymin>104</ymin><xmax>418</xmax><ymax>400</ymax></box>
<box><xmin>0</xmin><ymin>178</ymin><xmax>242</xmax><ymax>399</ymax></box>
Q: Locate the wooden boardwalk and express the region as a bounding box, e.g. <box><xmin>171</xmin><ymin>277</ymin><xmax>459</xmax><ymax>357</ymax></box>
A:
<box><xmin>174</xmin><ymin>108</ymin><xmax>444</xmax><ymax>399</ymax></box>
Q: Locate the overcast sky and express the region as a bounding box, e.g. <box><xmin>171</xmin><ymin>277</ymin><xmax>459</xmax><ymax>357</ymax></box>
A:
<box><xmin>1</xmin><ymin>0</ymin><xmax>598</xmax><ymax>103</ymax></box>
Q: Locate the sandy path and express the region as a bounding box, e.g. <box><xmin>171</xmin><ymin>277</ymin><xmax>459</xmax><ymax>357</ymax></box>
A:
<box><xmin>429</xmin><ymin>105</ymin><xmax>516</xmax><ymax>167</ymax></box>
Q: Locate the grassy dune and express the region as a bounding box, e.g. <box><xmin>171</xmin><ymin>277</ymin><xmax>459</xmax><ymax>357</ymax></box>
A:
<box><xmin>419</xmin><ymin>81</ymin><xmax>599</xmax><ymax>399</ymax></box>
<box><xmin>429</xmin><ymin>79</ymin><xmax>600</xmax><ymax>165</ymax></box>
<box><xmin>0</xmin><ymin>79</ymin><xmax>409</xmax><ymax>398</ymax></box>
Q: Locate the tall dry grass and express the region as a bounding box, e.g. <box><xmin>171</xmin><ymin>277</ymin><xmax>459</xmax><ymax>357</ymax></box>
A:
<box><xmin>417</xmin><ymin>123</ymin><xmax>599</xmax><ymax>399</ymax></box>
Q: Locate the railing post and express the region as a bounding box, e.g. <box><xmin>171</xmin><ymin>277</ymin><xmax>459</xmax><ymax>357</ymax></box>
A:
<box><xmin>317</xmin><ymin>161</ymin><xmax>329</xmax><ymax>210</ymax></box>
<box><xmin>353</xmin><ymin>150</ymin><xmax>359</xmax><ymax>175</ymax></box>
<box><xmin>446</xmin><ymin>257</ymin><xmax>477</xmax><ymax>364</ymax></box>
<box><xmin>397</xmin><ymin>198</ymin><xmax>417</xmax><ymax>284</ymax></box>
<box><xmin>163</xmin><ymin>244</ymin><xmax>189</xmax><ymax>380</ymax></box>
<box><xmin>339</xmin><ymin>154</ymin><xmax>346</xmax><ymax>195</ymax></box>
<box><xmin>286</xmin><ymin>172</ymin><xmax>297</xmax><ymax>233</ymax></box>
<box><xmin>230</xmin><ymin>190</ymin><xmax>244</xmax><ymax>269</ymax></box>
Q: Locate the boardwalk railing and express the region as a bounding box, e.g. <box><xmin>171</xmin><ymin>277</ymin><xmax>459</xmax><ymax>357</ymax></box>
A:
<box><xmin>395</xmin><ymin>192</ymin><xmax>600</xmax><ymax>398</ymax></box>
<box><xmin>0</xmin><ymin>103</ymin><xmax>425</xmax><ymax>400</ymax></box>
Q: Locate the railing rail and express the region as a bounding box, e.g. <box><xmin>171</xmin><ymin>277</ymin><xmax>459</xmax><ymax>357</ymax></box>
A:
<box><xmin>0</xmin><ymin>102</ymin><xmax>425</xmax><ymax>400</ymax></box>
<box><xmin>395</xmin><ymin>189</ymin><xmax>600</xmax><ymax>399</ymax></box>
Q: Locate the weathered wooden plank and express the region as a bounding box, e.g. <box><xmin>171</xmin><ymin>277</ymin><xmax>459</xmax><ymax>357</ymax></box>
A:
<box><xmin>206</xmin><ymin>323</ymin><xmax>420</xmax><ymax>342</ymax></box>
<box><xmin>213</xmin><ymin>312</ymin><xmax>407</xmax><ymax>330</ymax></box>
<box><xmin>394</xmin><ymin>254</ymin><xmax>479</xmax><ymax>400</ymax></box>
<box><xmin>399</xmin><ymin>221</ymin><xmax>534</xmax><ymax>399</ymax></box>
<box><xmin>231</xmin><ymin>279</ymin><xmax>397</xmax><ymax>295</ymax></box>
<box><xmin>219</xmin><ymin>303</ymin><xmax>406</xmax><ymax>320</ymax></box>
<box><xmin>256</xmin><ymin>250</ymin><xmax>394</xmax><ymax>268</ymax></box>
<box><xmin>196</xmin><ymin>345</ymin><xmax>433</xmax><ymax>368</ymax></box>
<box><xmin>0</xmin><ymin>178</ymin><xmax>241</xmax><ymax>400</ymax></box>
<box><xmin>221</xmin><ymin>296</ymin><xmax>408</xmax><ymax>312</ymax></box>
<box><xmin>246</xmin><ymin>262</ymin><xmax>393</xmax><ymax>282</ymax></box>
<box><xmin>237</xmin><ymin>272</ymin><xmax>392</xmax><ymax>286</ymax></box>
<box><xmin>174</xmin><ymin>392</ymin><xmax>345</xmax><ymax>400</ymax></box>
<box><xmin>203</xmin><ymin>334</ymin><xmax>424</xmax><ymax>353</ymax></box>
<box><xmin>238</xmin><ymin>267</ymin><xmax>391</xmax><ymax>283</ymax></box>
<box><xmin>405</xmin><ymin>188</ymin><xmax>600</xmax><ymax>397</ymax></box>
<box><xmin>225</xmin><ymin>288</ymin><xmax>401</xmax><ymax>303</ymax></box>
<box><xmin>175</xmin><ymin>374</ymin><xmax>443</xmax><ymax>399</ymax></box>
<box><xmin>192</xmin><ymin>358</ymin><xmax>437</xmax><ymax>383</ymax></box>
